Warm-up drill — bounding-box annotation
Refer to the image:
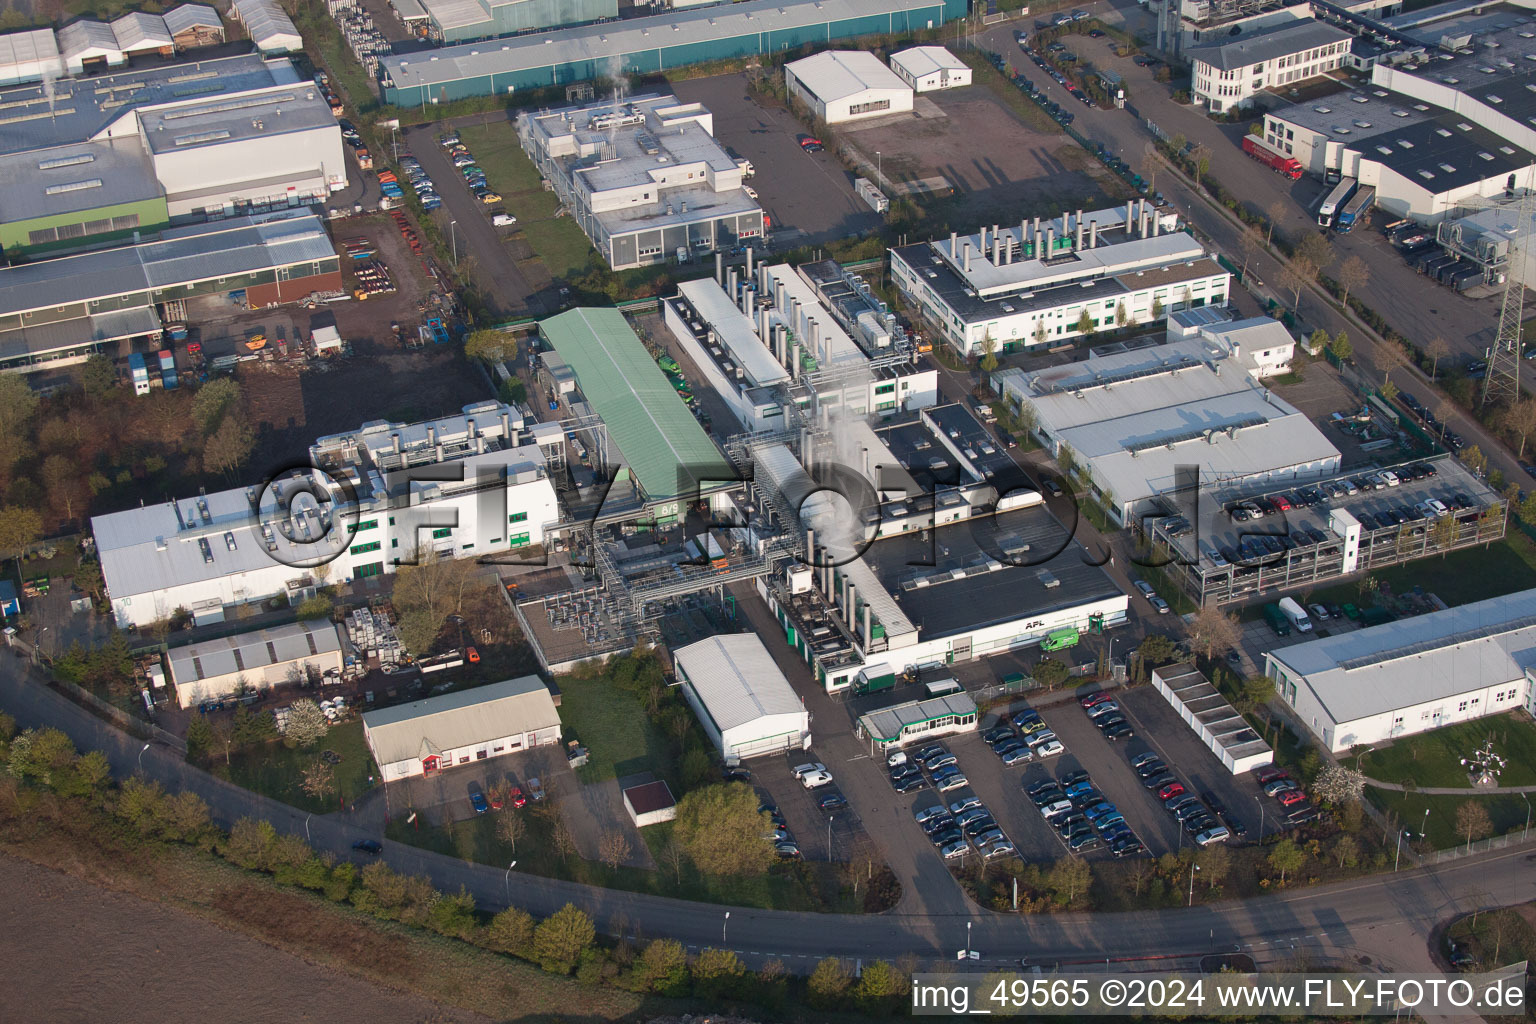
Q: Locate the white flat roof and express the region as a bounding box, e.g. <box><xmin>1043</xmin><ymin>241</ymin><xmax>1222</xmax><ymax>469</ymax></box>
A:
<box><xmin>674</xmin><ymin>634</ymin><xmax>804</xmax><ymax>734</ymax></box>
<box><xmin>1269</xmin><ymin>590</ymin><xmax>1536</xmax><ymax>725</ymax></box>
<box><xmin>363</xmin><ymin>676</ymin><xmax>561</xmax><ymax>765</ymax></box>
<box><xmin>420</xmin><ymin>0</ymin><xmax>491</xmax><ymax>31</ymax></box>
<box><xmin>786</xmin><ymin>49</ymin><xmax>911</xmax><ymax>102</ymax></box>
<box><xmin>763</xmin><ymin>263</ymin><xmax>867</xmax><ymax>370</ymax></box>
<box><xmin>167</xmin><ymin>619</ymin><xmax>341</xmax><ymax>685</ymax></box>
<box><xmin>677</xmin><ymin>278</ymin><xmax>789</xmax><ymax>386</ymax></box>
<box><xmin>890</xmin><ymin>44</ymin><xmax>967</xmax><ymax>78</ymax></box>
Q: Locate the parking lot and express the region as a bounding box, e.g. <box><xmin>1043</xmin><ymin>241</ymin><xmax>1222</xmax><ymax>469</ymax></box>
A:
<box><xmin>752</xmin><ymin>754</ymin><xmax>871</xmax><ymax>863</ymax></box>
<box><xmin>669</xmin><ymin>73</ymin><xmax>883</xmax><ymax>248</ymax></box>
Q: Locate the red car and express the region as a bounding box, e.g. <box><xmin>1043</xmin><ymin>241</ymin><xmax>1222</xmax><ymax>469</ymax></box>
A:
<box><xmin>489</xmin><ymin>790</ymin><xmax>504</xmax><ymax>811</ymax></box>
<box><xmin>1080</xmin><ymin>692</ymin><xmax>1114</xmax><ymax>708</ymax></box>
<box><xmin>1256</xmin><ymin>765</ymin><xmax>1290</xmax><ymax>785</ymax></box>
<box><xmin>798</xmin><ymin>135</ymin><xmax>825</xmax><ymax>153</ymax></box>
<box><xmin>1158</xmin><ymin>782</ymin><xmax>1186</xmax><ymax>800</ymax></box>
<box><xmin>1271</xmin><ymin>495</ymin><xmax>1292</xmax><ymax>511</ymax></box>
<box><xmin>508</xmin><ymin>786</ymin><xmax>527</xmax><ymax>809</ymax></box>
<box><xmin>466</xmin><ymin>645</ymin><xmax>480</xmax><ymax>663</ymax></box>
<box><xmin>1277</xmin><ymin>789</ymin><xmax>1307</xmax><ymax>807</ymax></box>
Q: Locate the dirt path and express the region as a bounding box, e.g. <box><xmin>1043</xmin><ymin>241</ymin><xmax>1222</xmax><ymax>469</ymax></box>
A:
<box><xmin>0</xmin><ymin>853</ymin><xmax>488</xmax><ymax>1024</ymax></box>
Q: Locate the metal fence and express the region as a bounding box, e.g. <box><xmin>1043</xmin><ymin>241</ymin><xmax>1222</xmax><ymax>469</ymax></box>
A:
<box><xmin>1424</xmin><ymin>828</ymin><xmax>1534</xmax><ymax>865</ymax></box>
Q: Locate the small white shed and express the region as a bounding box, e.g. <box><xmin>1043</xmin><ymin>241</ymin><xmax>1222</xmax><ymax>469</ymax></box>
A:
<box><xmin>312</xmin><ymin>325</ymin><xmax>343</xmax><ymax>353</ymax></box>
<box><xmin>889</xmin><ymin>46</ymin><xmax>972</xmax><ymax>92</ymax></box>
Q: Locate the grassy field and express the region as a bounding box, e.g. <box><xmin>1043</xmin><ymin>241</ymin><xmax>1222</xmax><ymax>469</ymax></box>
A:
<box><xmin>221</xmin><ymin>720</ymin><xmax>377</xmax><ymax>814</ymax></box>
<box><xmin>555</xmin><ymin>674</ymin><xmax>678</xmax><ymax>787</ymax></box>
<box><xmin>1359</xmin><ymin>714</ymin><xmax>1536</xmax><ymax>788</ymax></box>
<box><xmin>1305</xmin><ymin>532</ymin><xmax>1536</xmax><ymax>610</ymax></box>
<box><xmin>456</xmin><ymin>124</ymin><xmax>594</xmax><ymax>280</ymax></box>
<box><xmin>1366</xmin><ymin>788</ymin><xmax>1531</xmax><ymax>849</ymax></box>
<box><xmin>387</xmin><ymin>810</ymin><xmax>848</xmax><ymax>912</ymax></box>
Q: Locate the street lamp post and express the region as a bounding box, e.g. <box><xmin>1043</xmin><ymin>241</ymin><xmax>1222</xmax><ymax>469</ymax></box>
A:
<box><xmin>1394</xmin><ymin>828</ymin><xmax>1408</xmax><ymax>872</ymax></box>
<box><xmin>828</xmin><ymin>815</ymin><xmax>833</xmax><ymax>856</ymax></box>
<box><xmin>1188</xmin><ymin>863</ymin><xmax>1201</xmax><ymax>907</ymax></box>
<box><xmin>1254</xmin><ymin>794</ymin><xmax>1264</xmax><ymax>838</ymax></box>
<box><xmin>137</xmin><ymin>742</ymin><xmax>150</xmax><ymax>775</ymax></box>
<box><xmin>504</xmin><ymin>861</ymin><xmax>517</xmax><ymax>904</ymax></box>
<box><xmin>1521</xmin><ymin>792</ymin><xmax>1531</xmax><ymax>840</ymax></box>
<box><xmin>305</xmin><ymin>813</ymin><xmax>312</xmax><ymax>843</ymax></box>
<box><xmin>450</xmin><ymin>220</ymin><xmax>458</xmax><ymax>268</ymax></box>
<box><xmin>723</xmin><ymin>911</ymin><xmax>730</xmax><ymax>945</ymax></box>
<box><xmin>876</xmin><ymin>150</ymin><xmax>882</xmax><ymax>190</ymax></box>
<box><xmin>966</xmin><ymin>921</ymin><xmax>972</xmax><ymax>960</ymax></box>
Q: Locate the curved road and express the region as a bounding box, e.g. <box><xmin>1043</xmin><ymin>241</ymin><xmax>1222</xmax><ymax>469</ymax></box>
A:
<box><xmin>4</xmin><ymin>659</ymin><xmax>1533</xmax><ymax>976</ymax></box>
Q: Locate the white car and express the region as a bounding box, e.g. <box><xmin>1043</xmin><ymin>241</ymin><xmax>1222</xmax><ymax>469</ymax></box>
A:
<box><xmin>1418</xmin><ymin>498</ymin><xmax>1449</xmax><ymax>517</ymax></box>
<box><xmin>1035</xmin><ymin>740</ymin><xmax>1066</xmax><ymax>758</ymax></box>
<box><xmin>887</xmin><ymin>749</ymin><xmax>909</xmax><ymax>768</ymax></box>
<box><xmin>939</xmin><ymin>839</ymin><xmax>970</xmax><ymax>860</ymax></box>
<box><xmin>1380</xmin><ymin>469</ymin><xmax>1401</xmax><ymax>487</ymax></box>
<box><xmin>492</xmin><ymin>213</ymin><xmax>517</xmax><ymax>227</ymax></box>
<box><xmin>1025</xmin><ymin>729</ymin><xmax>1058</xmax><ymax>747</ymax></box>
<box><xmin>744</xmin><ymin>185</ymin><xmax>759</xmax><ymax>200</ymax></box>
<box><xmin>799</xmin><ymin>769</ymin><xmax>834</xmax><ymax>789</ymax></box>
<box><xmin>791</xmin><ymin>761</ymin><xmax>826</xmax><ymax>778</ymax></box>
<box><xmin>936</xmin><ymin>773</ymin><xmax>970</xmax><ymax>792</ymax></box>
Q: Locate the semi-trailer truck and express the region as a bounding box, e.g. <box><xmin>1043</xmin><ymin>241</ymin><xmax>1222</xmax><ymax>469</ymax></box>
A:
<box><xmin>1335</xmin><ymin>185</ymin><xmax>1375</xmax><ymax>233</ymax></box>
<box><xmin>1242</xmin><ymin>135</ymin><xmax>1302</xmax><ymax>180</ymax></box>
<box><xmin>1318</xmin><ymin>177</ymin><xmax>1358</xmax><ymax>228</ymax></box>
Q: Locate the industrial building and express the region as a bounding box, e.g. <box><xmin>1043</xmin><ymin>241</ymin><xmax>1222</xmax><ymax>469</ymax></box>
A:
<box><xmin>0</xmin><ymin>210</ymin><xmax>340</xmax><ymax>372</ymax></box>
<box><xmin>1434</xmin><ymin>198</ymin><xmax>1536</xmax><ymax>292</ymax></box>
<box><xmin>1189</xmin><ymin>19</ymin><xmax>1352</xmax><ymax>113</ymax></box>
<box><xmin>539</xmin><ymin>306</ymin><xmax>732</xmax><ymax>515</ymax></box>
<box><xmin>784</xmin><ymin>50</ymin><xmax>914</xmax><ymax>123</ymax></box>
<box><xmin>230</xmin><ymin>0</ymin><xmax>302</xmax><ymax>53</ymax></box>
<box><xmin>93</xmin><ymin>401</ymin><xmax>560</xmax><ymax>627</ymax></box>
<box><xmin>1156</xmin><ymin>0</ymin><xmax>1314</xmax><ymax>59</ymax></box>
<box><xmin>163</xmin><ymin>5</ymin><xmax>226</xmax><ymax>50</ymax></box>
<box><xmin>888</xmin><ymin>45</ymin><xmax>971</xmax><ymax>92</ymax></box>
<box><xmin>1166</xmin><ymin>307</ymin><xmax>1296</xmax><ymax>379</ymax></box>
<box><xmin>1266</xmin><ymin>589</ymin><xmax>1536</xmax><ymax>752</ymax></box>
<box><xmin>59</xmin><ymin>19</ymin><xmax>126</xmax><ymax>74</ymax></box>
<box><xmin>363</xmin><ymin>676</ymin><xmax>563</xmax><ymax>781</ymax></box>
<box><xmin>0</xmin><ymin>28</ymin><xmax>63</xmax><ymax>86</ymax></box>
<box><xmin>415</xmin><ymin>0</ymin><xmax>616</xmax><ymax>44</ymax></box>
<box><xmin>856</xmin><ymin>692</ymin><xmax>978</xmax><ymax>753</ymax></box>
<box><xmin>1259</xmin><ymin>87</ymin><xmax>1536</xmax><ymax>225</ymax></box>
<box><xmin>991</xmin><ymin>337</ymin><xmax>1340</xmax><ymax>526</ymax></box>
<box><xmin>672</xmin><ymin>633</ymin><xmax>811</xmax><ymax>762</ymax></box>
<box><xmin>890</xmin><ymin>200</ymin><xmax>1231</xmax><ymax>358</ymax></box>
<box><xmin>165</xmin><ymin>619</ymin><xmax>345</xmax><ymax>706</ymax></box>
<box><xmin>379</xmin><ymin>0</ymin><xmax>964</xmax><ymax>105</ymax></box>
<box><xmin>111</xmin><ymin>12</ymin><xmax>176</xmax><ymax>60</ymax></box>
<box><xmin>1152</xmin><ymin>664</ymin><xmax>1273</xmax><ymax>775</ymax></box>
<box><xmin>517</xmin><ymin>95</ymin><xmax>762</xmax><ymax>270</ymax></box>
<box><xmin>0</xmin><ymin>52</ymin><xmax>346</xmax><ymax>254</ymax></box>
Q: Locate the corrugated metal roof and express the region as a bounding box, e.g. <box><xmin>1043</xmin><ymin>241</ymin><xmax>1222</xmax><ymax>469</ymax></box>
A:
<box><xmin>889</xmin><ymin>44</ymin><xmax>967</xmax><ymax>78</ymax></box>
<box><xmin>166</xmin><ymin>619</ymin><xmax>342</xmax><ymax>685</ymax></box>
<box><xmin>1186</xmin><ymin>19</ymin><xmax>1351</xmax><ymax>72</ymax></box>
<box><xmin>421</xmin><ymin>0</ymin><xmax>492</xmax><ymax>32</ymax></box>
<box><xmin>383</xmin><ymin>0</ymin><xmax>953</xmax><ymax>91</ymax></box>
<box><xmin>163</xmin><ymin>4</ymin><xmax>224</xmax><ymax>36</ymax></box>
<box><xmin>58</xmin><ymin>19</ymin><xmax>123</xmax><ymax>61</ymax></box>
<box><xmin>539</xmin><ymin>307</ymin><xmax>728</xmax><ymax>503</ymax></box>
<box><xmin>786</xmin><ymin>49</ymin><xmax>910</xmax><ymax>102</ymax></box>
<box><xmin>0</xmin><ymin>28</ymin><xmax>62</xmax><ymax>80</ymax></box>
<box><xmin>362</xmin><ymin>676</ymin><xmax>561</xmax><ymax>766</ymax></box>
<box><xmin>858</xmin><ymin>692</ymin><xmax>977</xmax><ymax>742</ymax></box>
<box><xmin>112</xmin><ymin>12</ymin><xmax>173</xmax><ymax>51</ymax></box>
<box><xmin>674</xmin><ymin>634</ymin><xmax>804</xmax><ymax>735</ymax></box>
<box><xmin>0</xmin><ymin>211</ymin><xmax>335</xmax><ymax>317</ymax></box>
<box><xmin>232</xmin><ymin>0</ymin><xmax>302</xmax><ymax>51</ymax></box>
<box><xmin>1267</xmin><ymin>589</ymin><xmax>1536</xmax><ymax>726</ymax></box>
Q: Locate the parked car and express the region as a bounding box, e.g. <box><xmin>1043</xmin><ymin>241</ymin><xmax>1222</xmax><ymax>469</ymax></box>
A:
<box><xmin>1277</xmin><ymin>789</ymin><xmax>1308</xmax><ymax>807</ymax></box>
<box><xmin>352</xmin><ymin>838</ymin><xmax>383</xmax><ymax>854</ymax></box>
<box><xmin>469</xmin><ymin>790</ymin><xmax>490</xmax><ymax>814</ymax></box>
<box><xmin>1264</xmin><ymin>779</ymin><xmax>1299</xmax><ymax>797</ymax></box>
<box><xmin>800</xmin><ymin>769</ymin><xmax>835</xmax><ymax>789</ymax></box>
<box><xmin>819</xmin><ymin>791</ymin><xmax>848</xmax><ymax>812</ymax></box>
<box><xmin>791</xmin><ymin>761</ymin><xmax>827</xmax><ymax>778</ymax></box>
<box><xmin>1102</xmin><ymin>720</ymin><xmax>1134</xmax><ymax>740</ymax></box>
<box><xmin>937</xmin><ymin>772</ymin><xmax>970</xmax><ymax>792</ymax></box>
<box><xmin>940</xmin><ymin>839</ymin><xmax>970</xmax><ymax>860</ymax></box>
<box><xmin>1158</xmin><ymin>781</ymin><xmax>1186</xmax><ymax>800</ymax></box>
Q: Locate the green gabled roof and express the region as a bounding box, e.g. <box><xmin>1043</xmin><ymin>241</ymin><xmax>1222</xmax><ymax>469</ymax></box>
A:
<box><xmin>539</xmin><ymin>307</ymin><xmax>729</xmax><ymax>503</ymax></box>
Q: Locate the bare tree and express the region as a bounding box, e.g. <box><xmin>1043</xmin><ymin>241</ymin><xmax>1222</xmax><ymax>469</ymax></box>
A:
<box><xmin>1376</xmin><ymin>339</ymin><xmax>1409</xmax><ymax>388</ymax></box>
<box><xmin>301</xmin><ymin>758</ymin><xmax>336</xmax><ymax>800</ymax></box>
<box><xmin>1424</xmin><ymin>337</ymin><xmax>1451</xmax><ymax>381</ymax></box>
<box><xmin>1265</xmin><ymin>199</ymin><xmax>1287</xmax><ymax>247</ymax></box>
<box><xmin>1279</xmin><ymin>262</ymin><xmax>1308</xmax><ymax>312</ymax></box>
<box><xmin>1190</xmin><ymin>143</ymin><xmax>1212</xmax><ymax>187</ymax></box>
<box><xmin>1455</xmin><ymin>801</ymin><xmax>1492</xmax><ymax>852</ymax></box>
<box><xmin>1238</xmin><ymin>228</ymin><xmax>1263</xmax><ymax>281</ymax></box>
<box><xmin>552</xmin><ymin>814</ymin><xmax>577</xmax><ymax>861</ymax></box>
<box><xmin>1498</xmin><ymin>399</ymin><xmax>1536</xmax><ymax>458</ymax></box>
<box><xmin>660</xmin><ymin>839</ymin><xmax>688</xmax><ymax>885</ymax></box>
<box><xmin>1188</xmin><ymin>606</ymin><xmax>1240</xmax><ymax>660</ymax></box>
<box><xmin>598</xmin><ymin>829</ymin><xmax>632</xmax><ymax>869</ymax></box>
<box><xmin>1336</xmin><ymin>255</ymin><xmax>1369</xmax><ymax>308</ymax></box>
<box><xmin>495</xmin><ymin>808</ymin><xmax>524</xmax><ymax>853</ymax></box>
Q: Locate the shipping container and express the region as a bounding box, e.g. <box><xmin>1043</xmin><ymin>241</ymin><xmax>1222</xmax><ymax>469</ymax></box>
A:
<box><xmin>128</xmin><ymin>352</ymin><xmax>151</xmax><ymax>396</ymax></box>
<box><xmin>158</xmin><ymin>350</ymin><xmax>178</xmax><ymax>390</ymax></box>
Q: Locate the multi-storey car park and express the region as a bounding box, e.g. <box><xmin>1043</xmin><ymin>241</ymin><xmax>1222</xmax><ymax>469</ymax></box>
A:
<box><xmin>890</xmin><ymin>200</ymin><xmax>1231</xmax><ymax>359</ymax></box>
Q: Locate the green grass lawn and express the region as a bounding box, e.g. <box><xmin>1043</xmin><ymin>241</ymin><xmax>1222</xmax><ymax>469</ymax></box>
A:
<box><xmin>455</xmin><ymin>124</ymin><xmax>594</xmax><ymax>280</ymax></box>
<box><xmin>221</xmin><ymin>720</ymin><xmax>378</xmax><ymax>813</ymax></box>
<box><xmin>555</xmin><ymin>674</ymin><xmax>677</xmax><ymax>787</ymax></box>
<box><xmin>387</xmin><ymin>803</ymin><xmax>850</xmax><ymax>911</ymax></box>
<box><xmin>1306</xmin><ymin>532</ymin><xmax>1536</xmax><ymax>610</ymax></box>
<box><xmin>1359</xmin><ymin>714</ymin><xmax>1536</xmax><ymax>789</ymax></box>
<box><xmin>1366</xmin><ymin>789</ymin><xmax>1532</xmax><ymax>850</ymax></box>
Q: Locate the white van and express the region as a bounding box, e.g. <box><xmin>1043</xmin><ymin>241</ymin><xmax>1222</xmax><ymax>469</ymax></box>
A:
<box><xmin>492</xmin><ymin>213</ymin><xmax>517</xmax><ymax>227</ymax></box>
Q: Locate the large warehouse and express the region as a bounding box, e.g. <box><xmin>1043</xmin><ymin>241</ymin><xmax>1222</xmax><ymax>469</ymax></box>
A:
<box><xmin>379</xmin><ymin>0</ymin><xmax>964</xmax><ymax>105</ymax></box>
<box><xmin>785</xmin><ymin>50</ymin><xmax>914</xmax><ymax>123</ymax></box>
<box><xmin>539</xmin><ymin>307</ymin><xmax>732</xmax><ymax>517</ymax></box>
<box><xmin>0</xmin><ymin>210</ymin><xmax>341</xmax><ymax>372</ymax></box>
<box><xmin>673</xmin><ymin>633</ymin><xmax>811</xmax><ymax>762</ymax></box>
<box><xmin>517</xmin><ymin>95</ymin><xmax>762</xmax><ymax>270</ymax></box>
<box><xmin>0</xmin><ymin>52</ymin><xmax>345</xmax><ymax>253</ymax></box>
<box><xmin>416</xmin><ymin>0</ymin><xmax>616</xmax><ymax>44</ymax></box>
<box><xmin>93</xmin><ymin>401</ymin><xmax>559</xmax><ymax>627</ymax></box>
<box><xmin>165</xmin><ymin>619</ymin><xmax>344</xmax><ymax>706</ymax></box>
<box><xmin>363</xmin><ymin>676</ymin><xmax>563</xmax><ymax>781</ymax></box>
<box><xmin>992</xmin><ymin>337</ymin><xmax>1340</xmax><ymax>525</ymax></box>
<box><xmin>891</xmin><ymin>200</ymin><xmax>1230</xmax><ymax>358</ymax></box>
<box><xmin>1266</xmin><ymin>589</ymin><xmax>1536</xmax><ymax>753</ymax></box>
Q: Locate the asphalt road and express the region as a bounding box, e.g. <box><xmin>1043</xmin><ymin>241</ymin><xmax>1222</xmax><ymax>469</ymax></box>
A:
<box><xmin>6</xmin><ymin>656</ymin><xmax>1534</xmax><ymax>978</ymax></box>
<box><xmin>401</xmin><ymin>121</ymin><xmax>551</xmax><ymax>318</ymax></box>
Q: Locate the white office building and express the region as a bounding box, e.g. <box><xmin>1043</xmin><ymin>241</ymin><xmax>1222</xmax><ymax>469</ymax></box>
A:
<box><xmin>784</xmin><ymin>50</ymin><xmax>914</xmax><ymax>123</ymax></box>
<box><xmin>888</xmin><ymin>45</ymin><xmax>971</xmax><ymax>92</ymax></box>
<box><xmin>94</xmin><ymin>402</ymin><xmax>559</xmax><ymax>628</ymax></box>
<box><xmin>890</xmin><ymin>200</ymin><xmax>1230</xmax><ymax>358</ymax></box>
<box><xmin>673</xmin><ymin>633</ymin><xmax>811</xmax><ymax>762</ymax></box>
<box><xmin>165</xmin><ymin>619</ymin><xmax>344</xmax><ymax>706</ymax></box>
<box><xmin>1167</xmin><ymin>307</ymin><xmax>1296</xmax><ymax>379</ymax></box>
<box><xmin>518</xmin><ymin>94</ymin><xmax>763</xmax><ymax>270</ymax></box>
<box><xmin>992</xmin><ymin>337</ymin><xmax>1340</xmax><ymax>525</ymax></box>
<box><xmin>1189</xmin><ymin>19</ymin><xmax>1352</xmax><ymax>114</ymax></box>
<box><xmin>1266</xmin><ymin>589</ymin><xmax>1536</xmax><ymax>753</ymax></box>
<box><xmin>364</xmin><ymin>676</ymin><xmax>563</xmax><ymax>780</ymax></box>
